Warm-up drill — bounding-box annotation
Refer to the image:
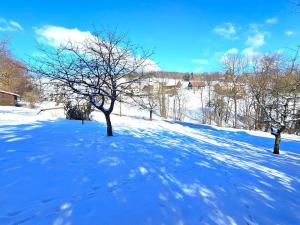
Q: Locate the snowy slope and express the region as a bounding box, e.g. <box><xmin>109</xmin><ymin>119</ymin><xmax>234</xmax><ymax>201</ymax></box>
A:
<box><xmin>0</xmin><ymin>106</ymin><xmax>300</xmax><ymax>225</ymax></box>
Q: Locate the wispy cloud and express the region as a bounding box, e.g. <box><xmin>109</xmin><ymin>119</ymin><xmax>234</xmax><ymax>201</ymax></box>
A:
<box><xmin>244</xmin><ymin>21</ymin><xmax>268</xmax><ymax>58</ymax></box>
<box><xmin>0</xmin><ymin>18</ymin><xmax>23</xmax><ymax>32</ymax></box>
<box><xmin>249</xmin><ymin>23</ymin><xmax>264</xmax><ymax>33</ymax></box>
<box><xmin>265</xmin><ymin>17</ymin><xmax>278</xmax><ymax>24</ymax></box>
<box><xmin>213</xmin><ymin>23</ymin><xmax>236</xmax><ymax>39</ymax></box>
<box><xmin>220</xmin><ymin>48</ymin><xmax>239</xmax><ymax>63</ymax></box>
<box><xmin>246</xmin><ymin>33</ymin><xmax>265</xmax><ymax>48</ymax></box>
<box><xmin>225</xmin><ymin>48</ymin><xmax>238</xmax><ymax>55</ymax></box>
<box><xmin>242</xmin><ymin>31</ymin><xmax>265</xmax><ymax>59</ymax></box>
<box><xmin>242</xmin><ymin>48</ymin><xmax>260</xmax><ymax>58</ymax></box>
<box><xmin>195</xmin><ymin>67</ymin><xmax>204</xmax><ymax>72</ymax></box>
<box><xmin>285</xmin><ymin>30</ymin><xmax>294</xmax><ymax>36</ymax></box>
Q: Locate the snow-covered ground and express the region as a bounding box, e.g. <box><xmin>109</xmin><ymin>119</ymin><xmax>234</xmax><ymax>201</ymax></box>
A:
<box><xmin>0</xmin><ymin>106</ymin><xmax>300</xmax><ymax>225</ymax></box>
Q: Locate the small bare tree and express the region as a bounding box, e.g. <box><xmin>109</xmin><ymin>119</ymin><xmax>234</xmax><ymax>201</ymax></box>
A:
<box><xmin>157</xmin><ymin>81</ymin><xmax>169</xmax><ymax>118</ymax></box>
<box><xmin>172</xmin><ymin>89</ymin><xmax>186</xmax><ymax>121</ymax></box>
<box><xmin>132</xmin><ymin>78</ymin><xmax>159</xmax><ymax>120</ymax></box>
<box><xmin>31</xmin><ymin>30</ymin><xmax>153</xmax><ymax>136</ymax></box>
<box><xmin>211</xmin><ymin>85</ymin><xmax>229</xmax><ymax>127</ymax></box>
<box><xmin>205</xmin><ymin>76</ymin><xmax>214</xmax><ymax>125</ymax></box>
<box><xmin>199</xmin><ymin>85</ymin><xmax>206</xmax><ymax>123</ymax></box>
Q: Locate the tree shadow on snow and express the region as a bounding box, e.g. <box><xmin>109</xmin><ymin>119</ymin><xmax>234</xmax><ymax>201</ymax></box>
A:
<box><xmin>0</xmin><ymin>119</ymin><xmax>300</xmax><ymax>225</ymax></box>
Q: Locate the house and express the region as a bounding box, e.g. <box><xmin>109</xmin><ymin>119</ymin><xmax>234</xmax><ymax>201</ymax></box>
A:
<box><xmin>188</xmin><ymin>81</ymin><xmax>206</xmax><ymax>90</ymax></box>
<box><xmin>0</xmin><ymin>90</ymin><xmax>20</xmax><ymax>106</ymax></box>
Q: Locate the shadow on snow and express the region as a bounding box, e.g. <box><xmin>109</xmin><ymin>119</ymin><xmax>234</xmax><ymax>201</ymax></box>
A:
<box><xmin>0</xmin><ymin>119</ymin><xmax>300</xmax><ymax>225</ymax></box>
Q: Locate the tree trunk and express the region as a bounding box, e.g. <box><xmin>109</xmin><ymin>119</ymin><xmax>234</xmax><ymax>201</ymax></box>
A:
<box><xmin>208</xmin><ymin>85</ymin><xmax>212</xmax><ymax>125</ymax></box>
<box><xmin>255</xmin><ymin>104</ymin><xmax>259</xmax><ymax>130</ymax></box>
<box><xmin>104</xmin><ymin>113</ymin><xmax>113</xmax><ymax>136</ymax></box>
<box><xmin>273</xmin><ymin>134</ymin><xmax>281</xmax><ymax>154</ymax></box>
<box><xmin>161</xmin><ymin>93</ymin><xmax>166</xmax><ymax>118</ymax></box>
<box><xmin>234</xmin><ymin>97</ymin><xmax>237</xmax><ymax>128</ymax></box>
<box><xmin>173</xmin><ymin>98</ymin><xmax>176</xmax><ymax>120</ymax></box>
<box><xmin>200</xmin><ymin>88</ymin><xmax>204</xmax><ymax>123</ymax></box>
<box><xmin>271</xmin><ymin>126</ymin><xmax>285</xmax><ymax>154</ymax></box>
<box><xmin>150</xmin><ymin>110</ymin><xmax>153</xmax><ymax>121</ymax></box>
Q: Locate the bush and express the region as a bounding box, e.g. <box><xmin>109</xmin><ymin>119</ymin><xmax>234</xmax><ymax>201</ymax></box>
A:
<box><xmin>64</xmin><ymin>101</ymin><xmax>92</xmax><ymax>121</ymax></box>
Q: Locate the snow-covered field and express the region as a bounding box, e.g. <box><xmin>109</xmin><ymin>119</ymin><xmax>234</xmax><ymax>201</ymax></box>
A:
<box><xmin>0</xmin><ymin>106</ymin><xmax>300</xmax><ymax>225</ymax></box>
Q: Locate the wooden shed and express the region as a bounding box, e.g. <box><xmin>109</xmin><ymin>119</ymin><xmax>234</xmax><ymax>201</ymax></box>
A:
<box><xmin>0</xmin><ymin>90</ymin><xmax>20</xmax><ymax>106</ymax></box>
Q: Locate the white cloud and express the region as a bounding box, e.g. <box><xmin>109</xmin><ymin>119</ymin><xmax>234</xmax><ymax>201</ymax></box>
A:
<box><xmin>213</xmin><ymin>51</ymin><xmax>223</xmax><ymax>57</ymax></box>
<box><xmin>220</xmin><ymin>48</ymin><xmax>239</xmax><ymax>63</ymax></box>
<box><xmin>246</xmin><ymin>33</ymin><xmax>265</xmax><ymax>48</ymax></box>
<box><xmin>35</xmin><ymin>25</ymin><xmax>93</xmax><ymax>47</ymax></box>
<box><xmin>225</xmin><ymin>48</ymin><xmax>239</xmax><ymax>55</ymax></box>
<box><xmin>143</xmin><ymin>59</ymin><xmax>161</xmax><ymax>72</ymax></box>
<box><xmin>35</xmin><ymin>25</ymin><xmax>160</xmax><ymax>72</ymax></box>
<box><xmin>242</xmin><ymin>48</ymin><xmax>283</xmax><ymax>61</ymax></box>
<box><xmin>242</xmin><ymin>48</ymin><xmax>260</xmax><ymax>58</ymax></box>
<box><xmin>265</xmin><ymin>17</ymin><xmax>278</xmax><ymax>24</ymax></box>
<box><xmin>191</xmin><ymin>58</ymin><xmax>209</xmax><ymax>65</ymax></box>
<box><xmin>249</xmin><ymin>23</ymin><xmax>264</xmax><ymax>33</ymax></box>
<box><xmin>285</xmin><ymin>30</ymin><xmax>294</xmax><ymax>36</ymax></box>
<box><xmin>213</xmin><ymin>23</ymin><xmax>236</xmax><ymax>39</ymax></box>
<box><xmin>276</xmin><ymin>49</ymin><xmax>284</xmax><ymax>54</ymax></box>
<box><xmin>245</xmin><ymin>23</ymin><xmax>267</xmax><ymax>56</ymax></box>
<box><xmin>0</xmin><ymin>18</ymin><xmax>23</xmax><ymax>32</ymax></box>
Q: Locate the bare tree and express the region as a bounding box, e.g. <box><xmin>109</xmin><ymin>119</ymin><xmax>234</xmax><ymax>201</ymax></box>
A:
<box><xmin>31</xmin><ymin>30</ymin><xmax>153</xmax><ymax>136</ymax></box>
<box><xmin>172</xmin><ymin>89</ymin><xmax>186</xmax><ymax>121</ymax></box>
<box><xmin>212</xmin><ymin>84</ymin><xmax>230</xmax><ymax>127</ymax></box>
<box><xmin>222</xmin><ymin>53</ymin><xmax>248</xmax><ymax>128</ymax></box>
<box><xmin>248</xmin><ymin>54</ymin><xmax>279</xmax><ymax>131</ymax></box>
<box><xmin>132</xmin><ymin>78</ymin><xmax>159</xmax><ymax>120</ymax></box>
<box><xmin>157</xmin><ymin>81</ymin><xmax>169</xmax><ymax>118</ymax></box>
<box><xmin>0</xmin><ymin>39</ymin><xmax>40</xmax><ymax>106</ymax></box>
<box><xmin>199</xmin><ymin>85</ymin><xmax>205</xmax><ymax>123</ymax></box>
<box><xmin>250</xmin><ymin>49</ymin><xmax>300</xmax><ymax>154</ymax></box>
<box><xmin>204</xmin><ymin>76</ymin><xmax>214</xmax><ymax>125</ymax></box>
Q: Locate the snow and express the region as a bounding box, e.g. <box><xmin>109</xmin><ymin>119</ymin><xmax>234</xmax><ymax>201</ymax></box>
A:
<box><xmin>1</xmin><ymin>106</ymin><xmax>300</xmax><ymax>225</ymax></box>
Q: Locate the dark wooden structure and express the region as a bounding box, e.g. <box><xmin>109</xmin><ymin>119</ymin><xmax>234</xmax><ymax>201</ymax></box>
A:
<box><xmin>0</xmin><ymin>90</ymin><xmax>20</xmax><ymax>106</ymax></box>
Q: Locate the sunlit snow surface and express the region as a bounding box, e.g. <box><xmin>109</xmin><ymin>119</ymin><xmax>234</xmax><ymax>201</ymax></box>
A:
<box><xmin>0</xmin><ymin>106</ymin><xmax>300</xmax><ymax>225</ymax></box>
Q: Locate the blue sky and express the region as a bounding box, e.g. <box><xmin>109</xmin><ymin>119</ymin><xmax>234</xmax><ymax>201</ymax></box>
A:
<box><xmin>0</xmin><ymin>0</ymin><xmax>299</xmax><ymax>72</ymax></box>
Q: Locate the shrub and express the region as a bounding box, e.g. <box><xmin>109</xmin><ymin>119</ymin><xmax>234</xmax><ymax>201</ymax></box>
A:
<box><xmin>64</xmin><ymin>101</ymin><xmax>92</xmax><ymax>121</ymax></box>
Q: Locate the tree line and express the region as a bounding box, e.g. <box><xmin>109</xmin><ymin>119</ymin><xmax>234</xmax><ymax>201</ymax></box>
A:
<box><xmin>200</xmin><ymin>50</ymin><xmax>300</xmax><ymax>153</ymax></box>
<box><xmin>0</xmin><ymin>40</ymin><xmax>40</xmax><ymax>107</ymax></box>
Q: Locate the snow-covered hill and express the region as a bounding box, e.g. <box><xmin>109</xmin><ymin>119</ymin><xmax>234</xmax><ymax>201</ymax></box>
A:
<box><xmin>0</xmin><ymin>106</ymin><xmax>300</xmax><ymax>225</ymax></box>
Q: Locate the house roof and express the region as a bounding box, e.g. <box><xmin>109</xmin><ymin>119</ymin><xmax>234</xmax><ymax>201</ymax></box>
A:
<box><xmin>0</xmin><ymin>90</ymin><xmax>20</xmax><ymax>97</ymax></box>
